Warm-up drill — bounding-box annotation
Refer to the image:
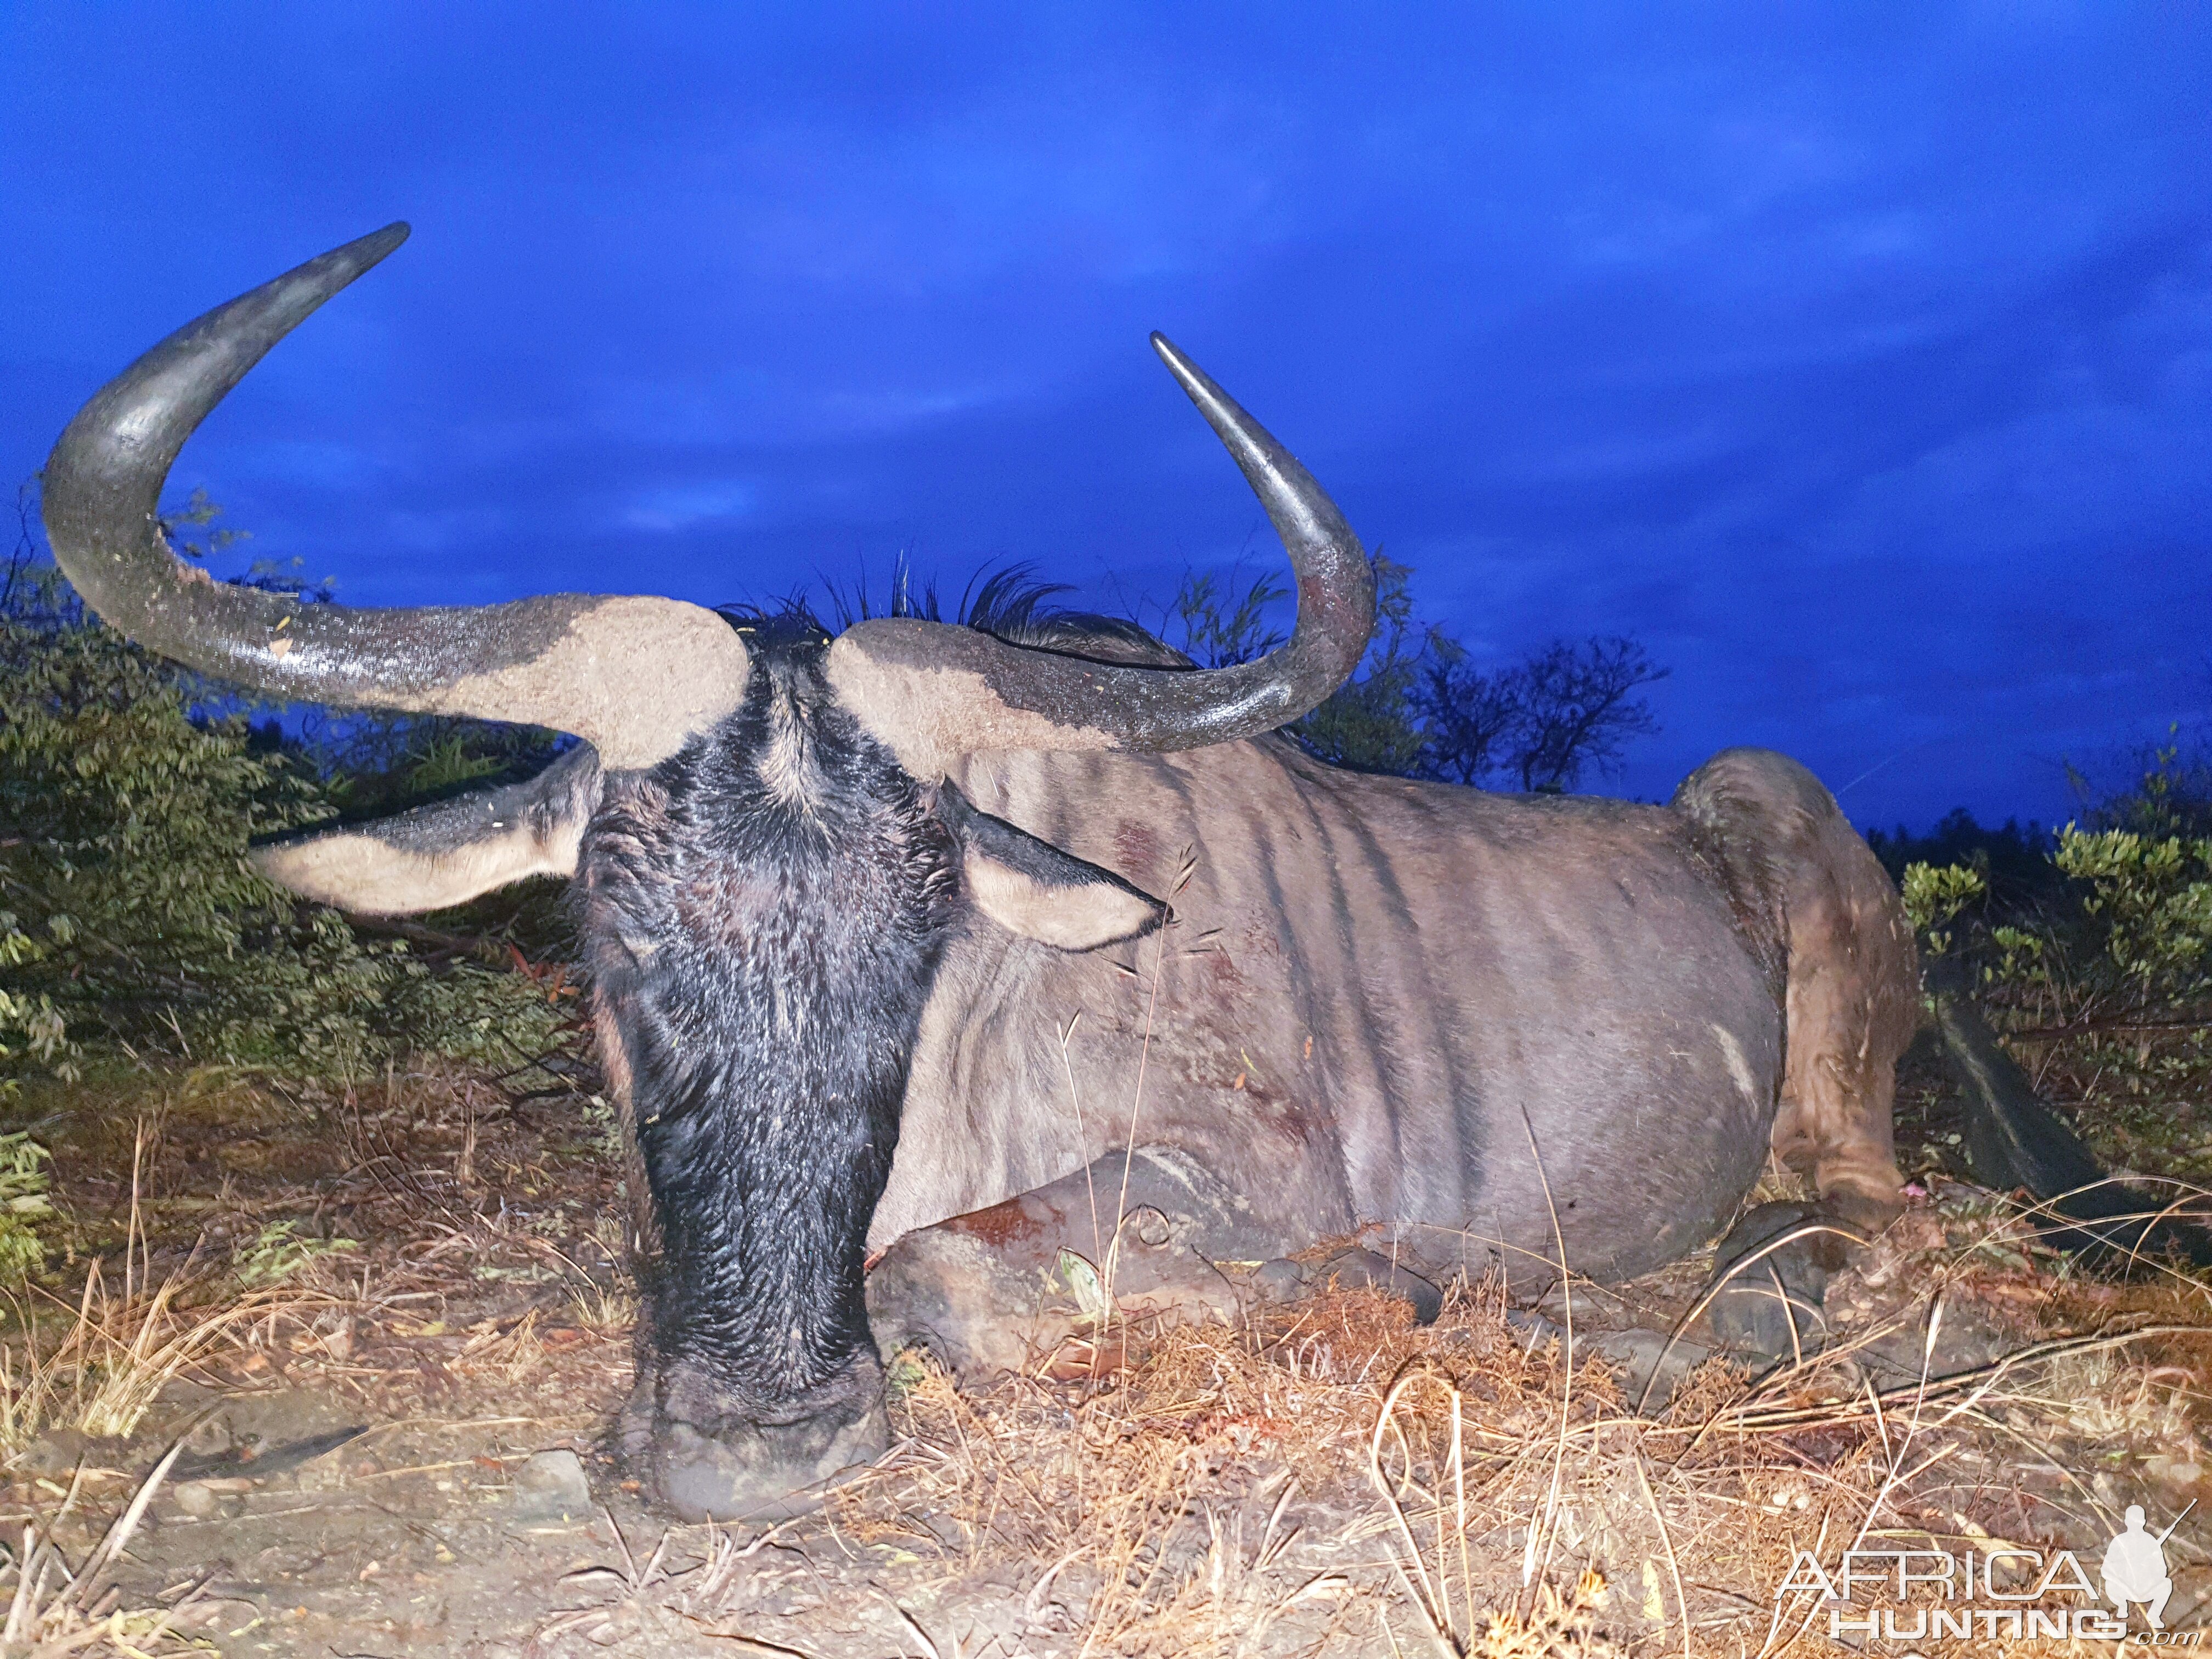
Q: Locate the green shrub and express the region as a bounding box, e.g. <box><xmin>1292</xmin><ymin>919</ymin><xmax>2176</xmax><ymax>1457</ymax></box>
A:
<box><xmin>1901</xmin><ymin>744</ymin><xmax>2212</xmax><ymax>1168</ymax></box>
<box><xmin>0</xmin><ymin>571</ymin><xmax>561</xmax><ymax>1081</ymax></box>
<box><xmin>2073</xmin><ymin>729</ymin><xmax>2212</xmax><ymax>839</ymax></box>
<box><xmin>0</xmin><ymin>1131</ymin><xmax>55</xmax><ymax>1282</ymax></box>
<box><xmin>1867</xmin><ymin>809</ymin><xmax>2058</xmax><ymax>905</ymax></box>
<box><xmin>1291</xmin><ymin>555</ymin><xmax>1435</xmax><ymax>774</ymax></box>
<box><xmin>232</xmin><ymin>1219</ymin><xmax>359</xmax><ymax>1286</ymax></box>
<box><xmin>1899</xmin><ymin>859</ymin><xmax>1988</xmax><ymax>959</ymax></box>
<box><xmin>2034</xmin><ymin>827</ymin><xmax>2211</xmax><ymax>1006</ymax></box>
<box><xmin>1906</xmin><ymin>825</ymin><xmax>2210</xmax><ymax>1022</ymax></box>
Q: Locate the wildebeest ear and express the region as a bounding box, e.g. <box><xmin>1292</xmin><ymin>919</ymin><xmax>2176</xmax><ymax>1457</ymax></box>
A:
<box><xmin>250</xmin><ymin>745</ymin><xmax>602</xmax><ymax>916</ymax></box>
<box><xmin>936</xmin><ymin>782</ymin><xmax>1164</xmax><ymax>951</ymax></box>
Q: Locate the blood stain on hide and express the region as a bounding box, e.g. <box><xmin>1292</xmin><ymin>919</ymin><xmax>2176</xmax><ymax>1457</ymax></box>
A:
<box><xmin>946</xmin><ymin>1196</ymin><xmax>1045</xmax><ymax>1250</ymax></box>
<box><xmin>1113</xmin><ymin>820</ymin><xmax>1163</xmax><ymax>885</ymax></box>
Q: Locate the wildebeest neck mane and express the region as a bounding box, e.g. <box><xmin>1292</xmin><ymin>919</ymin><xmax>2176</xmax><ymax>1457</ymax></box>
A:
<box><xmin>715</xmin><ymin>566</ymin><xmax>1195</xmax><ymax>674</ymax></box>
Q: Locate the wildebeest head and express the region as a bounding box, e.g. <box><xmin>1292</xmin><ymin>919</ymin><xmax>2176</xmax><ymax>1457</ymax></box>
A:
<box><xmin>42</xmin><ymin>225</ymin><xmax>1375</xmax><ymax>1518</ymax></box>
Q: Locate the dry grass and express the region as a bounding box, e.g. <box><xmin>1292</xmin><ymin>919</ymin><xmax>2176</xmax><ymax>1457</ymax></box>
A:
<box><xmin>2</xmin><ymin>1058</ymin><xmax>635</xmax><ymax>1406</ymax></box>
<box><xmin>0</xmin><ymin>1119</ymin><xmax>334</xmax><ymax>1458</ymax></box>
<box><xmin>828</xmin><ymin>1289</ymin><xmax>1657</xmax><ymax>1654</ymax></box>
<box><xmin>399</xmin><ymin>1170</ymin><xmax>2212</xmax><ymax>1656</ymax></box>
<box><xmin>2</xmin><ymin>1263</ymin><xmax>325</xmax><ymax>1448</ymax></box>
<box><xmin>0</xmin><ymin>1441</ymin><xmax>205</xmax><ymax>1657</ymax></box>
<box><xmin>806</xmin><ymin>1188</ymin><xmax>2212</xmax><ymax>1658</ymax></box>
<box><xmin>1</xmin><ymin>1053</ymin><xmax>2205</xmax><ymax>1657</ymax></box>
<box><xmin>534</xmin><ymin>1514</ymin><xmax>806</xmax><ymax>1650</ymax></box>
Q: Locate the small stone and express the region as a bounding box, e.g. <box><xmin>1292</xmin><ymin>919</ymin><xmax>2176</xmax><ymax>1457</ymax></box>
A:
<box><xmin>510</xmin><ymin>1448</ymin><xmax>592</xmax><ymax>1523</ymax></box>
<box><xmin>173</xmin><ymin>1480</ymin><xmax>219</xmax><ymax>1519</ymax></box>
<box><xmin>1538</xmin><ymin>1283</ymin><xmax>1612</xmax><ymax>1322</ymax></box>
<box><xmin>1249</xmin><ymin>1259</ymin><xmax>1306</xmax><ymax>1302</ymax></box>
<box><xmin>2153</xmin><ymin>1457</ymin><xmax>2204</xmax><ymax>1489</ymax></box>
<box><xmin>16</xmin><ymin>1430</ymin><xmax>88</xmax><ymax>1477</ymax></box>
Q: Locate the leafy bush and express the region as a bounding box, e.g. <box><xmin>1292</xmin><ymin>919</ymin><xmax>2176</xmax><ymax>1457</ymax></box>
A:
<box><xmin>294</xmin><ymin>710</ymin><xmax>565</xmax><ymax>821</ymax></box>
<box><xmin>0</xmin><ymin>560</ymin><xmax>562</xmax><ymax>1082</ymax></box>
<box><xmin>2072</xmin><ymin>729</ymin><xmax>2212</xmax><ymax>839</ymax></box>
<box><xmin>1898</xmin><ymin>860</ymin><xmax>1990</xmax><ymax>960</ymax></box>
<box><xmin>1905</xmin><ymin>752</ymin><xmax>2212</xmax><ymax>1022</ymax></box>
<box><xmin>1290</xmin><ymin>556</ymin><xmax>1436</xmax><ymax>774</ymax></box>
<box><xmin>231</xmin><ymin>1219</ymin><xmax>359</xmax><ymax>1286</ymax></box>
<box><xmin>0</xmin><ymin>1131</ymin><xmax>55</xmax><ymax>1282</ymax></box>
<box><xmin>0</xmin><ymin>919</ymin><xmax>66</xmax><ymax>1077</ymax></box>
<box><xmin>2018</xmin><ymin>827</ymin><xmax>2212</xmax><ymax>1012</ymax></box>
<box><xmin>1867</xmin><ymin>809</ymin><xmax>2059</xmax><ymax>909</ymax></box>
<box><xmin>1901</xmin><ymin>744</ymin><xmax>2212</xmax><ymax>1169</ymax></box>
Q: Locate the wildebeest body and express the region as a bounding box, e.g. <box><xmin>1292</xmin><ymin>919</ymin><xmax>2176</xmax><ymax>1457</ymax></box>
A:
<box><xmin>41</xmin><ymin>223</ymin><xmax>1923</xmax><ymax>1522</ymax></box>
<box><xmin>888</xmin><ymin>740</ymin><xmax>1800</xmax><ymax>1284</ymax></box>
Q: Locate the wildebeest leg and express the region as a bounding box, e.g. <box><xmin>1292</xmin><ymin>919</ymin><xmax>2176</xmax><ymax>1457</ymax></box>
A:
<box><xmin>868</xmin><ymin>1149</ymin><xmax>1438</xmax><ymax>1385</ymax></box>
<box><xmin>1768</xmin><ymin>857</ymin><xmax>1915</xmax><ymax>1239</ymax></box>
<box><xmin>1676</xmin><ymin>750</ymin><xmax>1920</xmax><ymax>1362</ymax></box>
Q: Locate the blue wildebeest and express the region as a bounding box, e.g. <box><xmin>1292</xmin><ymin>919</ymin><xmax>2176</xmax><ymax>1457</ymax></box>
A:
<box><xmin>46</xmin><ymin>226</ymin><xmax>1930</xmax><ymax>1520</ymax></box>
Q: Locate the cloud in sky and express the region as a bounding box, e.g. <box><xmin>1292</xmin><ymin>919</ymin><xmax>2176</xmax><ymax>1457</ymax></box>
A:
<box><xmin>3</xmin><ymin>4</ymin><xmax>2208</xmax><ymax>825</ymax></box>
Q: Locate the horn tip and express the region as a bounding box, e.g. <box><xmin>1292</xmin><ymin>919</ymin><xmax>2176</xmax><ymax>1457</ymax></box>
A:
<box><xmin>298</xmin><ymin>223</ymin><xmax>409</xmax><ymax>292</ymax></box>
<box><xmin>356</xmin><ymin>221</ymin><xmax>412</xmax><ymax>261</ymax></box>
<box><xmin>1148</xmin><ymin>332</ymin><xmax>1213</xmax><ymax>404</ymax></box>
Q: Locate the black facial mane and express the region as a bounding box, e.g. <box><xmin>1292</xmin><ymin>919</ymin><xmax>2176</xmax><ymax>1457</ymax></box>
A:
<box><xmin>590</xmin><ymin>570</ymin><xmax>1187</xmax><ymax>1426</ymax></box>
<box><xmin>580</xmin><ymin>634</ymin><xmax>958</xmax><ymax>1415</ymax></box>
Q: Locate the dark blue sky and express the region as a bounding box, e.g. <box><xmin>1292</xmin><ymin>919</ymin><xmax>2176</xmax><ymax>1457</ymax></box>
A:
<box><xmin>5</xmin><ymin>5</ymin><xmax>2209</xmax><ymax>827</ymax></box>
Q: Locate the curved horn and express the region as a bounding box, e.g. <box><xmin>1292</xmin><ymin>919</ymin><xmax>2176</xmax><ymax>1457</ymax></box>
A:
<box><xmin>823</xmin><ymin>334</ymin><xmax>1374</xmax><ymax>775</ymax></box>
<box><xmin>42</xmin><ymin>225</ymin><xmax>748</xmax><ymax>770</ymax></box>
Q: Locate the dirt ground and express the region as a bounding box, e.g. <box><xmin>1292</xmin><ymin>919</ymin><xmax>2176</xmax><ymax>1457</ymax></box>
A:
<box><xmin>1</xmin><ymin>1041</ymin><xmax>2208</xmax><ymax>1657</ymax></box>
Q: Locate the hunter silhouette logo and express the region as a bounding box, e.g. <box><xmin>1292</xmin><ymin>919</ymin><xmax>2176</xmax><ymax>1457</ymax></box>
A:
<box><xmin>2105</xmin><ymin>1503</ymin><xmax>2191</xmax><ymax>1631</ymax></box>
<box><xmin>1775</xmin><ymin>1499</ymin><xmax>2198</xmax><ymax>1644</ymax></box>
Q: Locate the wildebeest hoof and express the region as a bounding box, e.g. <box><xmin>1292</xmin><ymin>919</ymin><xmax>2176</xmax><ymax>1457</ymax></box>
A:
<box><xmin>628</xmin><ymin>1358</ymin><xmax>889</xmax><ymax>1523</ymax></box>
<box><xmin>1819</xmin><ymin>1183</ymin><xmax>1903</xmax><ymax>1239</ymax></box>
<box><xmin>1252</xmin><ymin>1249</ymin><xmax>1443</xmax><ymax>1323</ymax></box>
<box><xmin>1701</xmin><ymin>1200</ymin><xmax>1846</xmax><ymax>1364</ymax></box>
